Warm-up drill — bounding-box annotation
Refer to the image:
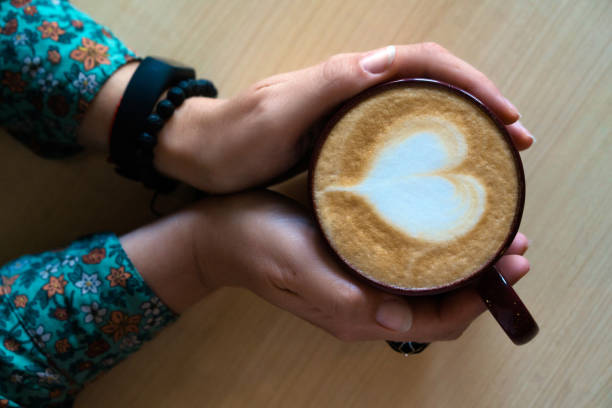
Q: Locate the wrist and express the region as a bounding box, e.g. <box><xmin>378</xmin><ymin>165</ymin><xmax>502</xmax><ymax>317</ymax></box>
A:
<box><xmin>187</xmin><ymin>199</ymin><xmax>234</xmax><ymax>291</ymax></box>
<box><xmin>153</xmin><ymin>96</ymin><xmax>228</xmax><ymax>190</ymax></box>
<box><xmin>79</xmin><ymin>59</ymin><xmax>222</xmax><ymax>192</ymax></box>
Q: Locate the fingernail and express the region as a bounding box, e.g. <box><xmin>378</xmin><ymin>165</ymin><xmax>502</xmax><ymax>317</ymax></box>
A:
<box><xmin>516</xmin><ymin>120</ymin><xmax>536</xmax><ymax>144</ymax></box>
<box><xmin>360</xmin><ymin>45</ymin><xmax>396</xmax><ymax>74</ymax></box>
<box><xmin>503</xmin><ymin>97</ymin><xmax>521</xmax><ymax>119</ymax></box>
<box><xmin>376</xmin><ymin>300</ymin><xmax>412</xmax><ymax>332</ymax></box>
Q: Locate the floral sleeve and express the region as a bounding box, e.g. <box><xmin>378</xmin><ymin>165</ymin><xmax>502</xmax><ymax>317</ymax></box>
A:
<box><xmin>0</xmin><ymin>234</ymin><xmax>178</xmax><ymax>407</ymax></box>
<box><xmin>0</xmin><ymin>0</ymin><xmax>137</xmax><ymax>158</ymax></box>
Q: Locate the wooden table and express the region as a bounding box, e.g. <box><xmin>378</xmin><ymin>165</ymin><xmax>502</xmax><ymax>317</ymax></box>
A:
<box><xmin>1</xmin><ymin>0</ymin><xmax>609</xmax><ymax>406</ymax></box>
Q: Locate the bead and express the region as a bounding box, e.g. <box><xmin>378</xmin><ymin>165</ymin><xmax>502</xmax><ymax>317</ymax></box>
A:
<box><xmin>193</xmin><ymin>79</ymin><xmax>207</xmax><ymax>95</ymax></box>
<box><xmin>138</xmin><ymin>132</ymin><xmax>157</xmax><ymax>149</ymax></box>
<box><xmin>167</xmin><ymin>86</ymin><xmax>186</xmax><ymax>106</ymax></box>
<box><xmin>145</xmin><ymin>113</ymin><xmax>164</xmax><ymax>134</ymax></box>
<box><xmin>178</xmin><ymin>79</ymin><xmax>194</xmax><ymax>97</ymax></box>
<box><xmin>178</xmin><ymin>79</ymin><xmax>193</xmax><ymax>97</ymax></box>
<box><xmin>177</xmin><ymin>80</ymin><xmax>190</xmax><ymax>92</ymax></box>
<box><xmin>156</xmin><ymin>99</ymin><xmax>175</xmax><ymax>119</ymax></box>
<box><xmin>186</xmin><ymin>79</ymin><xmax>199</xmax><ymax>97</ymax></box>
<box><xmin>195</xmin><ymin>79</ymin><xmax>217</xmax><ymax>97</ymax></box>
<box><xmin>207</xmin><ymin>82</ymin><xmax>218</xmax><ymax>98</ymax></box>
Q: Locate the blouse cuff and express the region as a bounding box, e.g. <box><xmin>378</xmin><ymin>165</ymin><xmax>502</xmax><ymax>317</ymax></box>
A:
<box><xmin>0</xmin><ymin>0</ymin><xmax>137</xmax><ymax>158</ymax></box>
<box><xmin>0</xmin><ymin>233</ymin><xmax>178</xmax><ymax>407</ymax></box>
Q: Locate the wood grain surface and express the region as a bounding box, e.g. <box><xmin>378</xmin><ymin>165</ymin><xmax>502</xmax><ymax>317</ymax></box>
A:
<box><xmin>1</xmin><ymin>0</ymin><xmax>610</xmax><ymax>407</ymax></box>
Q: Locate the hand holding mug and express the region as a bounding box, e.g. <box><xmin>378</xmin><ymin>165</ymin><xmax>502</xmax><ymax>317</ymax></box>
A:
<box><xmin>188</xmin><ymin>190</ymin><xmax>531</xmax><ymax>343</ymax></box>
<box><xmin>154</xmin><ymin>43</ymin><xmax>534</xmax><ymax>193</ymax></box>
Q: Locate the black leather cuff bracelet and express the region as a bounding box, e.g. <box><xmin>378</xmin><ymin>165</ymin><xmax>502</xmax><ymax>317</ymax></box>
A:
<box><xmin>110</xmin><ymin>57</ymin><xmax>198</xmax><ymax>192</ymax></box>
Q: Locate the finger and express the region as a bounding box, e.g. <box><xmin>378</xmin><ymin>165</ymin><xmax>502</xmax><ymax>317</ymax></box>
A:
<box><xmin>495</xmin><ymin>254</ymin><xmax>531</xmax><ymax>284</ymax></box>
<box><xmin>393</xmin><ymin>43</ymin><xmax>520</xmax><ymax>124</ymax></box>
<box><xmin>265</xmin><ymin>44</ymin><xmax>519</xmax><ymax>146</ymax></box>
<box><xmin>505</xmin><ymin>232</ymin><xmax>529</xmax><ymax>255</ymax></box>
<box><xmin>506</xmin><ymin>121</ymin><xmax>535</xmax><ymax>151</ymax></box>
<box><xmin>385</xmin><ymin>254</ymin><xmax>531</xmax><ymax>342</ymax></box>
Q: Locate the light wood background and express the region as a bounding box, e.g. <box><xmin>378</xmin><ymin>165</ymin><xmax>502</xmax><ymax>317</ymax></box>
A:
<box><xmin>0</xmin><ymin>0</ymin><xmax>610</xmax><ymax>407</ymax></box>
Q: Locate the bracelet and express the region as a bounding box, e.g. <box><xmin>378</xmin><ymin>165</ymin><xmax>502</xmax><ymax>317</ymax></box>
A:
<box><xmin>110</xmin><ymin>57</ymin><xmax>218</xmax><ymax>193</ymax></box>
<box><xmin>386</xmin><ymin>341</ymin><xmax>430</xmax><ymax>355</ymax></box>
<box><xmin>135</xmin><ymin>78</ymin><xmax>217</xmax><ymax>193</ymax></box>
<box><xmin>110</xmin><ymin>57</ymin><xmax>195</xmax><ymax>187</ymax></box>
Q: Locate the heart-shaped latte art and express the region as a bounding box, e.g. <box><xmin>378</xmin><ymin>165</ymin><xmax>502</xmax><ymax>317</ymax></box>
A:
<box><xmin>323</xmin><ymin>116</ymin><xmax>486</xmax><ymax>242</ymax></box>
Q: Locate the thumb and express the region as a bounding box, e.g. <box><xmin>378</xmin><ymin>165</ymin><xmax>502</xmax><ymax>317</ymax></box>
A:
<box><xmin>313</xmin><ymin>46</ymin><xmax>397</xmax><ymax>100</ymax></box>
<box><xmin>277</xmin><ymin>46</ymin><xmax>397</xmax><ymax>124</ymax></box>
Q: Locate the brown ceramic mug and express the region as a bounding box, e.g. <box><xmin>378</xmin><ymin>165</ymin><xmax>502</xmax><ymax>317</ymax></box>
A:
<box><xmin>308</xmin><ymin>78</ymin><xmax>538</xmax><ymax>348</ymax></box>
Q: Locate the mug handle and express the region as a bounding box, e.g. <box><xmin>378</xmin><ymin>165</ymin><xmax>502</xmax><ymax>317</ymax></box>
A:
<box><xmin>477</xmin><ymin>266</ymin><xmax>539</xmax><ymax>345</ymax></box>
<box><xmin>386</xmin><ymin>266</ymin><xmax>538</xmax><ymax>354</ymax></box>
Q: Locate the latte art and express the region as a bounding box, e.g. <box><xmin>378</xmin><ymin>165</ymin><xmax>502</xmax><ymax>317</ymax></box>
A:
<box><xmin>312</xmin><ymin>83</ymin><xmax>520</xmax><ymax>289</ymax></box>
<box><xmin>322</xmin><ymin>117</ymin><xmax>486</xmax><ymax>242</ymax></box>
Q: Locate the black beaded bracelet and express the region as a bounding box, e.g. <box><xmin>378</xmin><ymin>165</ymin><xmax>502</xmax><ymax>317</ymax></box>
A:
<box><xmin>133</xmin><ymin>78</ymin><xmax>218</xmax><ymax>193</ymax></box>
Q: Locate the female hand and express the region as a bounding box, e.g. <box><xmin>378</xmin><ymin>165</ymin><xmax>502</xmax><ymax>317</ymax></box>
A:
<box><xmin>185</xmin><ymin>190</ymin><xmax>531</xmax><ymax>342</ymax></box>
<box><xmin>153</xmin><ymin>43</ymin><xmax>535</xmax><ymax>193</ymax></box>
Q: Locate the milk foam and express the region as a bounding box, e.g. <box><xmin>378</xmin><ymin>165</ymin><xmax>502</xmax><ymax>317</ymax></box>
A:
<box><xmin>323</xmin><ymin>117</ymin><xmax>486</xmax><ymax>242</ymax></box>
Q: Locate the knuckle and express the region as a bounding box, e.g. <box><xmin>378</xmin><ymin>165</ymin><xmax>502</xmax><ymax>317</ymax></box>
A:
<box><xmin>270</xmin><ymin>264</ymin><xmax>298</xmax><ymax>292</ymax></box>
<box><xmin>331</xmin><ymin>284</ymin><xmax>364</xmax><ymax>319</ymax></box>
<box><xmin>255</xmin><ymin>248</ymin><xmax>300</xmax><ymax>294</ymax></box>
<box><xmin>319</xmin><ymin>53</ymin><xmax>356</xmax><ymax>85</ymax></box>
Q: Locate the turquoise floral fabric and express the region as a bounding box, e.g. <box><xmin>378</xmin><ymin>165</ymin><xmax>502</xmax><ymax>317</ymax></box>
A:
<box><xmin>0</xmin><ymin>0</ymin><xmax>137</xmax><ymax>158</ymax></box>
<box><xmin>0</xmin><ymin>234</ymin><xmax>178</xmax><ymax>407</ymax></box>
<box><xmin>0</xmin><ymin>1</ymin><xmax>177</xmax><ymax>407</ymax></box>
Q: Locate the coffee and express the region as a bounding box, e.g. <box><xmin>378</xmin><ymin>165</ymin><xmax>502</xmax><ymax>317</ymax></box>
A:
<box><xmin>312</xmin><ymin>82</ymin><xmax>520</xmax><ymax>290</ymax></box>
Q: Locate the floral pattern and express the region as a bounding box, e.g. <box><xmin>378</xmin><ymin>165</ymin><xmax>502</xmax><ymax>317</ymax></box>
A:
<box><xmin>69</xmin><ymin>36</ymin><xmax>109</xmax><ymax>71</ymax></box>
<box><xmin>80</xmin><ymin>301</ymin><xmax>106</xmax><ymax>324</ymax></box>
<box><xmin>101</xmin><ymin>310</ymin><xmax>141</xmax><ymax>342</ymax></box>
<box><xmin>0</xmin><ymin>234</ymin><xmax>177</xmax><ymax>407</ymax></box>
<box><xmin>42</xmin><ymin>274</ymin><xmax>67</xmax><ymax>297</ymax></box>
<box><xmin>106</xmin><ymin>265</ymin><xmax>131</xmax><ymax>288</ymax></box>
<box><xmin>72</xmin><ymin>70</ymin><xmax>96</xmax><ymax>94</ymax></box>
<box><xmin>37</xmin><ymin>20</ymin><xmax>64</xmax><ymax>41</ymax></box>
<box><xmin>74</xmin><ymin>272</ymin><xmax>101</xmax><ymax>294</ymax></box>
<box><xmin>0</xmin><ymin>0</ymin><xmax>137</xmax><ymax>159</ymax></box>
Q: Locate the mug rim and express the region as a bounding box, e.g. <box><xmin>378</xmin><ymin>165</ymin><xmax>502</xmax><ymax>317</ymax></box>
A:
<box><xmin>307</xmin><ymin>78</ymin><xmax>526</xmax><ymax>296</ymax></box>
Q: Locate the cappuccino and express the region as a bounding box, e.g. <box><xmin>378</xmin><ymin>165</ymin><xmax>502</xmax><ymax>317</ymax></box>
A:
<box><xmin>312</xmin><ymin>82</ymin><xmax>520</xmax><ymax>289</ymax></box>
